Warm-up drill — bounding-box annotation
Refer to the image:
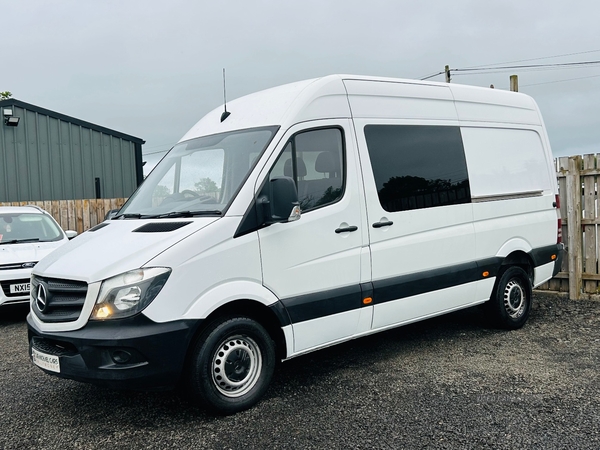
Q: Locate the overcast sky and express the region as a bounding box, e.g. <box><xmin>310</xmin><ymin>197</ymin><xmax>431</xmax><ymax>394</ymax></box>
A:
<box><xmin>2</xmin><ymin>0</ymin><xmax>599</xmax><ymax>172</ymax></box>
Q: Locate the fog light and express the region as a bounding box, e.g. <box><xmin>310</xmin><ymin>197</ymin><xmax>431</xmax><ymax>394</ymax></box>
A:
<box><xmin>111</xmin><ymin>350</ymin><xmax>132</xmax><ymax>364</ymax></box>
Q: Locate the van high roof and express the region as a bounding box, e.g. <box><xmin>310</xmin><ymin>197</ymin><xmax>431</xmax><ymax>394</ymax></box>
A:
<box><xmin>180</xmin><ymin>74</ymin><xmax>542</xmax><ymax>143</ymax></box>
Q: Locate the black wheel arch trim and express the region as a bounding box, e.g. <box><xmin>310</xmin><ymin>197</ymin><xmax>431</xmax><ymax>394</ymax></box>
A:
<box><xmin>528</xmin><ymin>243</ymin><xmax>563</xmax><ymax>269</ymax></box>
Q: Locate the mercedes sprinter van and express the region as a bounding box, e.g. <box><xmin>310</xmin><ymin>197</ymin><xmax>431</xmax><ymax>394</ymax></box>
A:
<box><xmin>28</xmin><ymin>75</ymin><xmax>562</xmax><ymax>413</ymax></box>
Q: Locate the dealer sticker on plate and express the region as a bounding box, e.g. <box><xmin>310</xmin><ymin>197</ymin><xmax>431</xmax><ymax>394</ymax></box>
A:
<box><xmin>32</xmin><ymin>348</ymin><xmax>60</xmax><ymax>373</ymax></box>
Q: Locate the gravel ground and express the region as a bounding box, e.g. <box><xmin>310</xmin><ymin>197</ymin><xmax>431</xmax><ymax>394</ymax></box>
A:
<box><xmin>1</xmin><ymin>293</ymin><xmax>599</xmax><ymax>450</ymax></box>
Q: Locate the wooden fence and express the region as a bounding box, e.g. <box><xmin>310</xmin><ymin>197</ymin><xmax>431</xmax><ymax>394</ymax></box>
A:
<box><xmin>537</xmin><ymin>155</ymin><xmax>600</xmax><ymax>299</ymax></box>
<box><xmin>0</xmin><ymin>198</ymin><xmax>127</xmax><ymax>235</ymax></box>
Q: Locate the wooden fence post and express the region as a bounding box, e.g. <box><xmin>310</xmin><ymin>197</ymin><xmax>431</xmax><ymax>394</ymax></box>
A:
<box><xmin>582</xmin><ymin>154</ymin><xmax>598</xmax><ymax>294</ymax></box>
<box><xmin>566</xmin><ymin>156</ymin><xmax>583</xmax><ymax>299</ymax></box>
<box><xmin>554</xmin><ymin>157</ymin><xmax>569</xmax><ymax>293</ymax></box>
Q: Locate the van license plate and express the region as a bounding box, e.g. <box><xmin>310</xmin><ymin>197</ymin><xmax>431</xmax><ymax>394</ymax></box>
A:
<box><xmin>10</xmin><ymin>283</ymin><xmax>30</xmax><ymax>294</ymax></box>
<box><xmin>32</xmin><ymin>348</ymin><xmax>60</xmax><ymax>373</ymax></box>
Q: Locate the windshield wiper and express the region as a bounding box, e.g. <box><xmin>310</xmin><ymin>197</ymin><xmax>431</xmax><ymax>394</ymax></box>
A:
<box><xmin>112</xmin><ymin>213</ymin><xmax>144</xmax><ymax>220</ymax></box>
<box><xmin>145</xmin><ymin>210</ymin><xmax>223</xmax><ymax>219</ymax></box>
<box><xmin>0</xmin><ymin>238</ymin><xmax>41</xmax><ymax>245</ymax></box>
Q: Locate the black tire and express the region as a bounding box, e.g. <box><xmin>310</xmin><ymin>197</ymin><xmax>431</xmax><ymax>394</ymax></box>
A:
<box><xmin>487</xmin><ymin>266</ymin><xmax>532</xmax><ymax>330</ymax></box>
<box><xmin>186</xmin><ymin>317</ymin><xmax>275</xmax><ymax>414</ymax></box>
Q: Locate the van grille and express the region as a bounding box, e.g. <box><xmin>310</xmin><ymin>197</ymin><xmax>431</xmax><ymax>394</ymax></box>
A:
<box><xmin>31</xmin><ymin>336</ymin><xmax>77</xmax><ymax>356</ymax></box>
<box><xmin>31</xmin><ymin>276</ymin><xmax>88</xmax><ymax>323</ymax></box>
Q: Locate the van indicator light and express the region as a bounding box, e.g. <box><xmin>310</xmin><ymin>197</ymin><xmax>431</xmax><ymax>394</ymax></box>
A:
<box><xmin>363</xmin><ymin>297</ymin><xmax>373</xmax><ymax>305</ymax></box>
<box><xmin>482</xmin><ymin>271</ymin><xmax>490</xmax><ymax>277</ymax></box>
<box><xmin>95</xmin><ymin>306</ymin><xmax>112</xmax><ymax>319</ymax></box>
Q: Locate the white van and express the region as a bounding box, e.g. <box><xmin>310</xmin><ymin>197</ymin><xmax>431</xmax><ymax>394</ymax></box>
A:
<box><xmin>28</xmin><ymin>75</ymin><xmax>562</xmax><ymax>413</ymax></box>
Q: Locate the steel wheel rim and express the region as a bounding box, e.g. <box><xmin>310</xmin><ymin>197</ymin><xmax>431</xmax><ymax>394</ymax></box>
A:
<box><xmin>503</xmin><ymin>279</ymin><xmax>526</xmax><ymax>319</ymax></box>
<box><xmin>211</xmin><ymin>335</ymin><xmax>262</xmax><ymax>398</ymax></box>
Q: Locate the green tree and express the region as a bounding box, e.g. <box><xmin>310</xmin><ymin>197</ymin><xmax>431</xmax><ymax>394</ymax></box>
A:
<box><xmin>0</xmin><ymin>91</ymin><xmax>12</xmax><ymax>100</ymax></box>
<box><xmin>194</xmin><ymin>177</ymin><xmax>218</xmax><ymax>194</ymax></box>
<box><xmin>153</xmin><ymin>184</ymin><xmax>171</xmax><ymax>198</ymax></box>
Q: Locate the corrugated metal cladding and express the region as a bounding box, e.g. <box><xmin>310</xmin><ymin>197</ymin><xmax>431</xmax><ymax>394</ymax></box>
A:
<box><xmin>0</xmin><ymin>99</ymin><xmax>144</xmax><ymax>202</ymax></box>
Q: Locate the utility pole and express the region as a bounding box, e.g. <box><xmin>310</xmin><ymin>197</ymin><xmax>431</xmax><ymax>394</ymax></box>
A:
<box><xmin>445</xmin><ymin>65</ymin><xmax>451</xmax><ymax>83</ymax></box>
<box><xmin>510</xmin><ymin>74</ymin><xmax>518</xmax><ymax>92</ymax></box>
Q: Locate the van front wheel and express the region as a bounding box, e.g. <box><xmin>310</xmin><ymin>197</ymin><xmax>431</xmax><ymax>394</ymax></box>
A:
<box><xmin>187</xmin><ymin>317</ymin><xmax>275</xmax><ymax>414</ymax></box>
<box><xmin>487</xmin><ymin>266</ymin><xmax>532</xmax><ymax>330</ymax></box>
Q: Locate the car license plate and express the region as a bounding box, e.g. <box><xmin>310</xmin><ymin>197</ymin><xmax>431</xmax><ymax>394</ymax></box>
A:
<box><xmin>32</xmin><ymin>347</ymin><xmax>60</xmax><ymax>373</ymax></box>
<box><xmin>10</xmin><ymin>282</ymin><xmax>30</xmax><ymax>294</ymax></box>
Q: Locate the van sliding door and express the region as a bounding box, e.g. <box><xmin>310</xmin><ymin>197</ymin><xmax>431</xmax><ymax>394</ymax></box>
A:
<box><xmin>355</xmin><ymin>121</ymin><xmax>478</xmax><ymax>329</ymax></box>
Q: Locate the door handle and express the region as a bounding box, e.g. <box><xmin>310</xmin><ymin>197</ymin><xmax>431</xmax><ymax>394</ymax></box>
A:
<box><xmin>372</xmin><ymin>220</ymin><xmax>393</xmax><ymax>228</ymax></box>
<box><xmin>335</xmin><ymin>225</ymin><xmax>358</xmax><ymax>234</ymax></box>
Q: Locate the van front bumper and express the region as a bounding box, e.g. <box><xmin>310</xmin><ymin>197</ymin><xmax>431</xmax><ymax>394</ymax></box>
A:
<box><xmin>27</xmin><ymin>313</ymin><xmax>201</xmax><ymax>390</ymax></box>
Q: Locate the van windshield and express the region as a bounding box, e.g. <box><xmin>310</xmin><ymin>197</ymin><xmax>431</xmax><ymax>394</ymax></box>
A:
<box><xmin>118</xmin><ymin>126</ymin><xmax>278</xmax><ymax>218</ymax></box>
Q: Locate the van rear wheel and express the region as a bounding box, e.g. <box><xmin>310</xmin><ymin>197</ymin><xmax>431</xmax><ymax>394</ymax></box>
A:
<box><xmin>487</xmin><ymin>266</ymin><xmax>532</xmax><ymax>330</ymax></box>
<box><xmin>186</xmin><ymin>317</ymin><xmax>275</xmax><ymax>414</ymax></box>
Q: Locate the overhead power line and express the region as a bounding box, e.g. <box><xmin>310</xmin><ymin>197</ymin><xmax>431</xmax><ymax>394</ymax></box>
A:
<box><xmin>419</xmin><ymin>50</ymin><xmax>600</xmax><ymax>80</ymax></box>
<box><xmin>451</xmin><ymin>66</ymin><xmax>600</xmax><ymax>78</ymax></box>
<box><xmin>143</xmin><ymin>148</ymin><xmax>171</xmax><ymax>156</ymax></box>
<box><xmin>421</xmin><ymin>71</ymin><xmax>445</xmax><ymax>81</ymax></box>
<box><xmin>462</xmin><ymin>49</ymin><xmax>600</xmax><ymax>69</ymax></box>
<box><xmin>454</xmin><ymin>60</ymin><xmax>600</xmax><ymax>73</ymax></box>
<box><xmin>420</xmin><ymin>61</ymin><xmax>600</xmax><ymax>80</ymax></box>
<box><xmin>521</xmin><ymin>73</ymin><xmax>600</xmax><ymax>87</ymax></box>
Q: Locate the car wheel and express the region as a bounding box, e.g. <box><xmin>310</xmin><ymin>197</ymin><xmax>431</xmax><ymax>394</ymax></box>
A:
<box><xmin>187</xmin><ymin>316</ymin><xmax>275</xmax><ymax>414</ymax></box>
<box><xmin>487</xmin><ymin>266</ymin><xmax>532</xmax><ymax>330</ymax></box>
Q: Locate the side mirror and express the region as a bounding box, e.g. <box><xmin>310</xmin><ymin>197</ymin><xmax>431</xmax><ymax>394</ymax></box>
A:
<box><xmin>65</xmin><ymin>230</ymin><xmax>78</xmax><ymax>240</ymax></box>
<box><xmin>259</xmin><ymin>177</ymin><xmax>301</xmax><ymax>225</ymax></box>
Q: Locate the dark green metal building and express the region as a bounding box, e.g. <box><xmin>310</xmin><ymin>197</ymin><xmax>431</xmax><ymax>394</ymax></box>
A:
<box><xmin>0</xmin><ymin>99</ymin><xmax>144</xmax><ymax>202</ymax></box>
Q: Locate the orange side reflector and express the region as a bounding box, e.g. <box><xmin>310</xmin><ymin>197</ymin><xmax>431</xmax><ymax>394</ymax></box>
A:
<box><xmin>551</xmin><ymin>254</ymin><xmax>557</xmax><ymax>260</ymax></box>
<box><xmin>363</xmin><ymin>297</ymin><xmax>373</xmax><ymax>305</ymax></box>
<box><xmin>482</xmin><ymin>271</ymin><xmax>490</xmax><ymax>277</ymax></box>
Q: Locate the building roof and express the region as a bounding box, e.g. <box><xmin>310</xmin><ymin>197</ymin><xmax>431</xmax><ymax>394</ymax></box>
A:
<box><xmin>0</xmin><ymin>98</ymin><xmax>145</xmax><ymax>144</ymax></box>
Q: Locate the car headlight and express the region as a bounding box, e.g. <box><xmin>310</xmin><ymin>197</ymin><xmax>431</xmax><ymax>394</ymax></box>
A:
<box><xmin>90</xmin><ymin>267</ymin><xmax>171</xmax><ymax>320</ymax></box>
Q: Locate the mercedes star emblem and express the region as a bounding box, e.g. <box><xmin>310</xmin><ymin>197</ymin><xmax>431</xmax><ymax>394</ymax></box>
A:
<box><xmin>36</xmin><ymin>283</ymin><xmax>48</xmax><ymax>313</ymax></box>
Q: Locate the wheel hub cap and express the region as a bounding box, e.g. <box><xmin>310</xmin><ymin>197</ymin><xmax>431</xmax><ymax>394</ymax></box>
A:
<box><xmin>503</xmin><ymin>279</ymin><xmax>525</xmax><ymax>318</ymax></box>
<box><xmin>212</xmin><ymin>335</ymin><xmax>262</xmax><ymax>398</ymax></box>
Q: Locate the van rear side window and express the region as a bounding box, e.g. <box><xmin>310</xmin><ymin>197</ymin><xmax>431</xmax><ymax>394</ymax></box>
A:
<box><xmin>364</xmin><ymin>125</ymin><xmax>471</xmax><ymax>212</ymax></box>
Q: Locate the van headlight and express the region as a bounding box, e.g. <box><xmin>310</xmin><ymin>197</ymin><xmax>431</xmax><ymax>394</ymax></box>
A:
<box><xmin>90</xmin><ymin>267</ymin><xmax>171</xmax><ymax>320</ymax></box>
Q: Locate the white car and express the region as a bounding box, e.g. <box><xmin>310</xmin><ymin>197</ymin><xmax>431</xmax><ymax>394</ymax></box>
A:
<box><xmin>0</xmin><ymin>206</ymin><xmax>76</xmax><ymax>309</ymax></box>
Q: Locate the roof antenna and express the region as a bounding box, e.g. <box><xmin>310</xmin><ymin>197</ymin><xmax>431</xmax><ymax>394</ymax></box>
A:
<box><xmin>220</xmin><ymin>68</ymin><xmax>231</xmax><ymax>122</ymax></box>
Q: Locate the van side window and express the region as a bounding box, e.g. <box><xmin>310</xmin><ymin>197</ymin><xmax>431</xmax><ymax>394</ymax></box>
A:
<box><xmin>269</xmin><ymin>128</ymin><xmax>345</xmax><ymax>212</ymax></box>
<box><xmin>364</xmin><ymin>125</ymin><xmax>471</xmax><ymax>212</ymax></box>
